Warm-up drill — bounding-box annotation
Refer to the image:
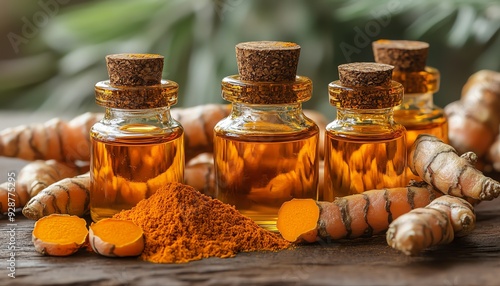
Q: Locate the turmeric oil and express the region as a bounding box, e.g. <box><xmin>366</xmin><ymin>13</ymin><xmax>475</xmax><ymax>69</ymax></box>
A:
<box><xmin>373</xmin><ymin>40</ymin><xmax>448</xmax><ymax>180</ymax></box>
<box><xmin>90</xmin><ymin>120</ymin><xmax>184</xmax><ymax>221</ymax></box>
<box><xmin>214</xmin><ymin>110</ymin><xmax>318</xmax><ymax>230</ymax></box>
<box><xmin>213</xmin><ymin>41</ymin><xmax>319</xmax><ymax>231</ymax></box>
<box><xmin>322</xmin><ymin>62</ymin><xmax>407</xmax><ymax>200</ymax></box>
<box><xmin>90</xmin><ymin>54</ymin><xmax>184</xmax><ymax>222</ymax></box>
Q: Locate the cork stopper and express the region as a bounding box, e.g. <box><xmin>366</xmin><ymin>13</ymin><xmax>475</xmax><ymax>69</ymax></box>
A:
<box><xmin>372</xmin><ymin>40</ymin><xmax>429</xmax><ymax>72</ymax></box>
<box><xmin>338</xmin><ymin>62</ymin><xmax>394</xmax><ymax>87</ymax></box>
<box><xmin>235</xmin><ymin>41</ymin><xmax>300</xmax><ymax>82</ymax></box>
<box><xmin>106</xmin><ymin>54</ymin><xmax>164</xmax><ymax>86</ymax></box>
<box><xmin>329</xmin><ymin>62</ymin><xmax>403</xmax><ymax>109</ymax></box>
<box><xmin>95</xmin><ymin>53</ymin><xmax>178</xmax><ymax>109</ymax></box>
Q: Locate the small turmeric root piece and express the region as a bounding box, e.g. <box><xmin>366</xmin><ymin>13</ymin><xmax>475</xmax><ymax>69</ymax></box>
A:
<box><xmin>22</xmin><ymin>173</ymin><xmax>90</xmax><ymax>220</ymax></box>
<box><xmin>0</xmin><ymin>112</ymin><xmax>101</xmax><ymax>162</ymax></box>
<box><xmin>409</xmin><ymin>134</ymin><xmax>500</xmax><ymax>201</ymax></box>
<box><xmin>170</xmin><ymin>104</ymin><xmax>230</xmax><ymax>161</ymax></box>
<box><xmin>277</xmin><ymin>181</ymin><xmax>440</xmax><ymax>243</ymax></box>
<box><xmin>0</xmin><ymin>160</ymin><xmax>87</xmax><ymax>214</ymax></box>
<box><xmin>32</xmin><ymin>214</ymin><xmax>88</xmax><ymax>256</ymax></box>
<box><xmin>184</xmin><ymin>153</ymin><xmax>215</xmax><ymax>198</ymax></box>
<box><xmin>445</xmin><ymin>70</ymin><xmax>500</xmax><ymax>158</ymax></box>
<box><xmin>89</xmin><ymin>218</ymin><xmax>144</xmax><ymax>257</ymax></box>
<box><xmin>386</xmin><ymin>195</ymin><xmax>475</xmax><ymax>256</ymax></box>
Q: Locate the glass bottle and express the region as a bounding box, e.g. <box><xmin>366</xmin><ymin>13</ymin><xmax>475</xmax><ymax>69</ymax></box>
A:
<box><xmin>90</xmin><ymin>54</ymin><xmax>184</xmax><ymax>222</ymax></box>
<box><xmin>373</xmin><ymin>40</ymin><xmax>448</xmax><ymax>180</ymax></box>
<box><xmin>321</xmin><ymin>62</ymin><xmax>406</xmax><ymax>201</ymax></box>
<box><xmin>214</xmin><ymin>41</ymin><xmax>319</xmax><ymax>231</ymax></box>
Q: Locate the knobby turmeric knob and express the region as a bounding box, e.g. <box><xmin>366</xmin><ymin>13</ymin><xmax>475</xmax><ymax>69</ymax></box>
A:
<box><xmin>235</xmin><ymin>41</ymin><xmax>300</xmax><ymax>82</ymax></box>
<box><xmin>106</xmin><ymin>54</ymin><xmax>164</xmax><ymax>86</ymax></box>
<box><xmin>372</xmin><ymin>40</ymin><xmax>429</xmax><ymax>72</ymax></box>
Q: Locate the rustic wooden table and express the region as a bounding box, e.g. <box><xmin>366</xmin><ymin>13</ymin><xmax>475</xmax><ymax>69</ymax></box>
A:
<box><xmin>0</xmin><ymin>112</ymin><xmax>499</xmax><ymax>285</ymax></box>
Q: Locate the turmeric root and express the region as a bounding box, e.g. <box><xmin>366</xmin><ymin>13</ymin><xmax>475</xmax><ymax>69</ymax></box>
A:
<box><xmin>0</xmin><ymin>112</ymin><xmax>101</xmax><ymax>162</ymax></box>
<box><xmin>386</xmin><ymin>195</ymin><xmax>475</xmax><ymax>256</ymax></box>
<box><xmin>89</xmin><ymin>218</ymin><xmax>144</xmax><ymax>257</ymax></box>
<box><xmin>276</xmin><ymin>181</ymin><xmax>441</xmax><ymax>243</ymax></box>
<box><xmin>409</xmin><ymin>134</ymin><xmax>500</xmax><ymax>201</ymax></box>
<box><xmin>170</xmin><ymin>104</ymin><xmax>230</xmax><ymax>161</ymax></box>
<box><xmin>0</xmin><ymin>160</ymin><xmax>87</xmax><ymax>214</ymax></box>
<box><xmin>445</xmin><ymin>70</ymin><xmax>500</xmax><ymax>158</ymax></box>
<box><xmin>184</xmin><ymin>153</ymin><xmax>215</xmax><ymax>198</ymax></box>
<box><xmin>32</xmin><ymin>214</ymin><xmax>88</xmax><ymax>256</ymax></box>
<box><xmin>22</xmin><ymin>173</ymin><xmax>91</xmax><ymax>220</ymax></box>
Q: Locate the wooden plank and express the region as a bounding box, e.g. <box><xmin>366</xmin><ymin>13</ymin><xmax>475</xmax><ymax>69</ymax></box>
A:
<box><xmin>0</xmin><ymin>199</ymin><xmax>498</xmax><ymax>285</ymax></box>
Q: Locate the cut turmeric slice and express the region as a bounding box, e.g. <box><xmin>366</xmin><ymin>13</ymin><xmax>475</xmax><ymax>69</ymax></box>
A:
<box><xmin>32</xmin><ymin>214</ymin><xmax>88</xmax><ymax>256</ymax></box>
<box><xmin>277</xmin><ymin>198</ymin><xmax>320</xmax><ymax>243</ymax></box>
<box><xmin>89</xmin><ymin>218</ymin><xmax>144</xmax><ymax>257</ymax></box>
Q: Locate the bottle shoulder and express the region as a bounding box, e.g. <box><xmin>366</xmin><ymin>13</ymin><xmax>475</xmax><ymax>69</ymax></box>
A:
<box><xmin>394</xmin><ymin>106</ymin><xmax>447</xmax><ymax>126</ymax></box>
<box><xmin>214</xmin><ymin>112</ymin><xmax>319</xmax><ymax>138</ymax></box>
<box><xmin>326</xmin><ymin>119</ymin><xmax>406</xmax><ymax>141</ymax></box>
<box><xmin>91</xmin><ymin>116</ymin><xmax>183</xmax><ymax>142</ymax></box>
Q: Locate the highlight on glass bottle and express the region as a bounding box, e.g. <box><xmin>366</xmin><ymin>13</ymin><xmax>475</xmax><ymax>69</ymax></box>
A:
<box><xmin>213</xmin><ymin>41</ymin><xmax>319</xmax><ymax>231</ymax></box>
<box><xmin>372</xmin><ymin>39</ymin><xmax>448</xmax><ymax>180</ymax></box>
<box><xmin>322</xmin><ymin>62</ymin><xmax>407</xmax><ymax>201</ymax></box>
<box><xmin>90</xmin><ymin>53</ymin><xmax>184</xmax><ymax>222</ymax></box>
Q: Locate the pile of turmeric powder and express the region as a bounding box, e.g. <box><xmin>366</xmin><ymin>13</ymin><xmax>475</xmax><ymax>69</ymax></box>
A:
<box><xmin>113</xmin><ymin>182</ymin><xmax>290</xmax><ymax>263</ymax></box>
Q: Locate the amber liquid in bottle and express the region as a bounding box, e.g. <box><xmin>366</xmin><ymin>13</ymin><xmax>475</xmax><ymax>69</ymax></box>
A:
<box><xmin>394</xmin><ymin>93</ymin><xmax>448</xmax><ymax>180</ymax></box>
<box><xmin>90</xmin><ymin>124</ymin><xmax>184</xmax><ymax>221</ymax></box>
<box><xmin>214</xmin><ymin>127</ymin><xmax>318</xmax><ymax>231</ymax></box>
<box><xmin>322</xmin><ymin>123</ymin><xmax>406</xmax><ymax>201</ymax></box>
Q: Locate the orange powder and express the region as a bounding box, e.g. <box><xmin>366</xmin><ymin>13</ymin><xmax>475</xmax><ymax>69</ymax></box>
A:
<box><xmin>113</xmin><ymin>182</ymin><xmax>290</xmax><ymax>263</ymax></box>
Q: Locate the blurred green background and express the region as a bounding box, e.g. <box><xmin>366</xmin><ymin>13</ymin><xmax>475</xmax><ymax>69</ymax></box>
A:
<box><xmin>0</xmin><ymin>0</ymin><xmax>499</xmax><ymax>119</ymax></box>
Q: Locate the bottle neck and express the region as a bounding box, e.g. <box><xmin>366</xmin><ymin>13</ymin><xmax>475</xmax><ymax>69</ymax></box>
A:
<box><xmin>103</xmin><ymin>107</ymin><xmax>173</xmax><ymax>126</ymax></box>
<box><xmin>336</xmin><ymin>107</ymin><xmax>395</xmax><ymax>125</ymax></box>
<box><xmin>217</xmin><ymin>102</ymin><xmax>317</xmax><ymax>136</ymax></box>
<box><xmin>329</xmin><ymin>107</ymin><xmax>404</xmax><ymax>139</ymax></box>
<box><xmin>231</xmin><ymin>102</ymin><xmax>304</xmax><ymax>121</ymax></box>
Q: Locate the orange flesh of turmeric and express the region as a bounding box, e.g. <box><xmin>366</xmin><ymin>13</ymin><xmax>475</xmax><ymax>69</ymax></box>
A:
<box><xmin>90</xmin><ymin>219</ymin><xmax>143</xmax><ymax>247</ymax></box>
<box><xmin>277</xmin><ymin>198</ymin><xmax>319</xmax><ymax>242</ymax></box>
<box><xmin>33</xmin><ymin>215</ymin><xmax>87</xmax><ymax>244</ymax></box>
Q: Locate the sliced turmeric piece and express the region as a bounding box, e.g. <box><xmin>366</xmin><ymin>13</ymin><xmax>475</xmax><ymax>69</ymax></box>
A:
<box><xmin>277</xmin><ymin>198</ymin><xmax>319</xmax><ymax>242</ymax></box>
<box><xmin>32</xmin><ymin>214</ymin><xmax>88</xmax><ymax>256</ymax></box>
<box><xmin>89</xmin><ymin>218</ymin><xmax>144</xmax><ymax>257</ymax></box>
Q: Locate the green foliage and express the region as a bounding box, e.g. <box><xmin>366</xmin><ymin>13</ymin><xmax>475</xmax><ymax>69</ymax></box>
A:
<box><xmin>1</xmin><ymin>0</ymin><xmax>498</xmax><ymax>117</ymax></box>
